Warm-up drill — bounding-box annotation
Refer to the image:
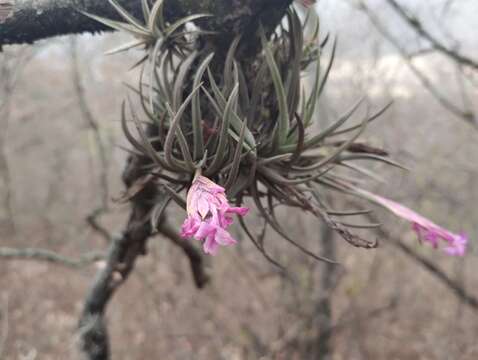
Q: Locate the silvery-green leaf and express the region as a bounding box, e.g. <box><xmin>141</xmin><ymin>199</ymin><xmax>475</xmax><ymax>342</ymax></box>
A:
<box><xmin>205</xmin><ymin>85</ymin><xmax>238</xmax><ymax>175</ymax></box>
<box><xmin>261</xmin><ymin>27</ymin><xmax>290</xmax><ymax>148</ymax></box>
<box><xmin>108</xmin><ymin>0</ymin><xmax>148</xmax><ymax>33</ymax></box>
<box><xmin>192</xmin><ymin>53</ymin><xmax>215</xmax><ymax>160</ymax></box>
<box><xmin>148</xmin><ymin>0</ymin><xmax>166</xmax><ymax>35</ymax></box>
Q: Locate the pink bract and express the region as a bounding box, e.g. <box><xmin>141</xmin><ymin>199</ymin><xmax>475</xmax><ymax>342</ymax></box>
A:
<box><xmin>358</xmin><ymin>189</ymin><xmax>468</xmax><ymax>256</ymax></box>
<box><xmin>180</xmin><ymin>175</ymin><xmax>248</xmax><ymax>255</ymax></box>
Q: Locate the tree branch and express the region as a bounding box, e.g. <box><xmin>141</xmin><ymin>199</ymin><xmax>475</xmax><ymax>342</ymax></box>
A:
<box><xmin>356</xmin><ymin>1</ymin><xmax>477</xmax><ymax>128</ymax></box>
<box><xmin>77</xmin><ymin>152</ymin><xmax>155</xmax><ymax>359</ymax></box>
<box><xmin>0</xmin><ymin>247</ymin><xmax>105</xmax><ymax>268</ymax></box>
<box><xmin>1</xmin><ymin>0</ymin><xmax>137</xmax><ymax>47</ymax></box>
<box><xmin>0</xmin><ymin>0</ymin><xmax>292</xmax><ymax>49</ymax></box>
<box><xmin>366</xmin><ymin>214</ymin><xmax>478</xmax><ymax>311</ymax></box>
<box><xmin>157</xmin><ymin>219</ymin><xmax>210</xmax><ymax>289</ymax></box>
<box><xmin>386</xmin><ymin>0</ymin><xmax>478</xmax><ymax>71</ymax></box>
<box><xmin>388</xmin><ymin>233</ymin><xmax>478</xmax><ymax>311</ymax></box>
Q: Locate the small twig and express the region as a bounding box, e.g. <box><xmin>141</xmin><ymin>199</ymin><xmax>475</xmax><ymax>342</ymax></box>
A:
<box><xmin>70</xmin><ymin>38</ymin><xmax>114</xmax><ymax>246</ymax></box>
<box><xmin>267</xmin><ymin>299</ymin><xmax>396</xmax><ymax>357</ymax></box>
<box><xmin>386</xmin><ymin>0</ymin><xmax>478</xmax><ymax>71</ymax></box>
<box><xmin>157</xmin><ymin>218</ymin><xmax>210</xmax><ymax>289</ymax></box>
<box><xmin>389</xmin><ymin>237</ymin><xmax>478</xmax><ymax>310</ymax></box>
<box><xmin>86</xmin><ymin>207</ymin><xmax>112</xmax><ymax>243</ymax></box>
<box><xmin>357</xmin><ymin>1</ymin><xmax>477</xmax><ymax>128</ymax></box>
<box><xmin>367</xmin><ymin>214</ymin><xmax>478</xmax><ymax>311</ymax></box>
<box><xmin>0</xmin><ymin>51</ymin><xmax>17</xmax><ymax>232</ymax></box>
<box><xmin>70</xmin><ymin>37</ymin><xmax>111</xmax><ymax>210</ymax></box>
<box><xmin>313</xmin><ymin>224</ymin><xmax>338</xmax><ymax>358</ymax></box>
<box><xmin>0</xmin><ymin>247</ymin><xmax>105</xmax><ymax>268</ymax></box>
<box><xmin>0</xmin><ymin>295</ymin><xmax>8</xmax><ymax>359</ymax></box>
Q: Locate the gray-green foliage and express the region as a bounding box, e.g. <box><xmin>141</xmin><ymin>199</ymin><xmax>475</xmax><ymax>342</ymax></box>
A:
<box><xmin>90</xmin><ymin>0</ymin><xmax>400</xmax><ymax>263</ymax></box>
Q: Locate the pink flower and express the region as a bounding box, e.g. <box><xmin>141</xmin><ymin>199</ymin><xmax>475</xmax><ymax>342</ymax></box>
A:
<box><xmin>180</xmin><ymin>175</ymin><xmax>249</xmax><ymax>255</ymax></box>
<box><xmin>357</xmin><ymin>189</ymin><xmax>468</xmax><ymax>256</ymax></box>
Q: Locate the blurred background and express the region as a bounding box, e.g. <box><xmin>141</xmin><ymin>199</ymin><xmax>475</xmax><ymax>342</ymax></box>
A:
<box><xmin>0</xmin><ymin>0</ymin><xmax>477</xmax><ymax>359</ymax></box>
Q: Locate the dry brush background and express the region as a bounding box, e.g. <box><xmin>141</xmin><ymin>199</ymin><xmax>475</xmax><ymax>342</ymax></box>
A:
<box><xmin>0</xmin><ymin>0</ymin><xmax>477</xmax><ymax>359</ymax></box>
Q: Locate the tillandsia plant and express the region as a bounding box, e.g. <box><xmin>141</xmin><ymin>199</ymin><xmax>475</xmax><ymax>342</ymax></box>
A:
<box><xmin>86</xmin><ymin>0</ymin><xmax>467</xmax><ymax>261</ymax></box>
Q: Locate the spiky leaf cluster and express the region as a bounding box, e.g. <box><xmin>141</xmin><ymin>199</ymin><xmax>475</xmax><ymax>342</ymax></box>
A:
<box><xmin>93</xmin><ymin>1</ymin><xmax>403</xmax><ymax>263</ymax></box>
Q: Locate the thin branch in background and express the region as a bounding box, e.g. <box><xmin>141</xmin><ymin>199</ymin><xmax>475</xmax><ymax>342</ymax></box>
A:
<box><xmin>441</xmin><ymin>0</ymin><xmax>457</xmax><ymax>16</ymax></box>
<box><xmin>356</xmin><ymin>1</ymin><xmax>477</xmax><ymax>128</ymax></box>
<box><xmin>454</xmin><ymin>63</ymin><xmax>474</xmax><ymax>116</ymax></box>
<box><xmin>0</xmin><ymin>247</ymin><xmax>105</xmax><ymax>268</ymax></box>
<box><xmin>0</xmin><ymin>47</ymin><xmax>37</xmax><ymax>233</ymax></box>
<box><xmin>366</xmin><ymin>214</ymin><xmax>478</xmax><ymax>311</ymax></box>
<box><xmin>310</xmin><ymin>224</ymin><xmax>337</xmax><ymax>358</ymax></box>
<box><xmin>386</xmin><ymin>0</ymin><xmax>478</xmax><ymax>71</ymax></box>
<box><xmin>70</xmin><ymin>37</ymin><xmax>110</xmax><ymax>208</ymax></box>
<box><xmin>390</xmin><ymin>238</ymin><xmax>478</xmax><ymax>310</ymax></box>
<box><xmin>0</xmin><ymin>52</ymin><xmax>16</xmax><ymax>233</ymax></box>
<box><xmin>446</xmin><ymin>255</ymin><xmax>467</xmax><ymax>358</ymax></box>
<box><xmin>267</xmin><ymin>298</ymin><xmax>396</xmax><ymax>358</ymax></box>
<box><xmin>86</xmin><ymin>208</ymin><xmax>113</xmax><ymax>243</ymax></box>
<box><xmin>0</xmin><ymin>295</ymin><xmax>8</xmax><ymax>359</ymax></box>
<box><xmin>70</xmin><ymin>37</ymin><xmax>112</xmax><ymax>242</ymax></box>
<box><xmin>157</xmin><ymin>218</ymin><xmax>210</xmax><ymax>289</ymax></box>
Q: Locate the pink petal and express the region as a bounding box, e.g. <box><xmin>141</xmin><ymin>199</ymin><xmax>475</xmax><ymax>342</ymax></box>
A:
<box><xmin>226</xmin><ymin>206</ymin><xmax>249</xmax><ymax>216</ymax></box>
<box><xmin>182</xmin><ymin>175</ymin><xmax>249</xmax><ymax>255</ymax></box>
<box><xmin>444</xmin><ymin>234</ymin><xmax>468</xmax><ymax>257</ymax></box>
<box><xmin>197</xmin><ymin>195</ymin><xmax>210</xmax><ymax>218</ymax></box>
<box><xmin>203</xmin><ymin>234</ymin><xmax>219</xmax><ymax>255</ymax></box>
<box><xmin>357</xmin><ymin>188</ymin><xmax>468</xmax><ymax>256</ymax></box>
<box><xmin>222</xmin><ymin>215</ymin><xmax>234</xmax><ymax>227</ymax></box>
<box><xmin>214</xmin><ymin>227</ymin><xmax>237</xmax><ymax>246</ymax></box>
<box><xmin>194</xmin><ymin>221</ymin><xmax>216</xmax><ymax>240</ymax></box>
<box><xmin>181</xmin><ymin>216</ymin><xmax>200</xmax><ymax>238</ymax></box>
<box><xmin>197</xmin><ymin>176</ymin><xmax>224</xmax><ymax>194</ymax></box>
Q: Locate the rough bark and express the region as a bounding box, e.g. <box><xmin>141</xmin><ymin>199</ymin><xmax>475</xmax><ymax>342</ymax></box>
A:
<box><xmin>77</xmin><ymin>152</ymin><xmax>156</xmax><ymax>359</ymax></box>
<box><xmin>0</xmin><ymin>0</ymin><xmax>185</xmax><ymax>47</ymax></box>
<box><xmin>0</xmin><ymin>0</ymin><xmax>292</xmax><ymax>49</ymax></box>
